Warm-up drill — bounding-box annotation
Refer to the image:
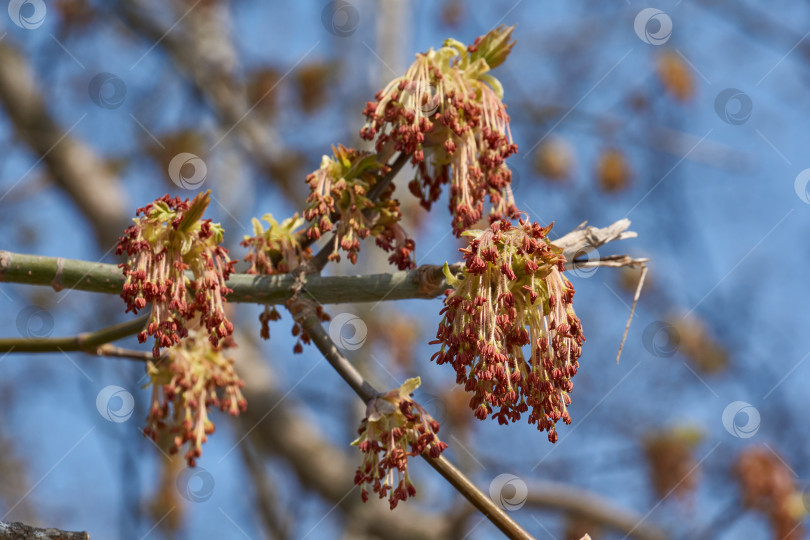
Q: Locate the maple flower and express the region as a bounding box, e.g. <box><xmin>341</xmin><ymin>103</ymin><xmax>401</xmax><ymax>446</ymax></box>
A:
<box><xmin>143</xmin><ymin>329</ymin><xmax>246</xmax><ymax>467</ymax></box>
<box><xmin>430</xmin><ymin>218</ymin><xmax>584</xmax><ymax>443</ymax></box>
<box><xmin>360</xmin><ymin>25</ymin><xmax>519</xmax><ymax>237</ymax></box>
<box><xmin>241</xmin><ymin>213</ymin><xmax>323</xmax><ymax>348</ymax></box>
<box><xmin>303</xmin><ymin>144</ymin><xmax>415</xmax><ymax>269</ymax></box>
<box><xmin>353</xmin><ymin>377</ymin><xmax>448</xmax><ymax>509</ymax></box>
<box><xmin>116</xmin><ymin>191</ymin><xmax>235</xmax><ymax>357</ymax></box>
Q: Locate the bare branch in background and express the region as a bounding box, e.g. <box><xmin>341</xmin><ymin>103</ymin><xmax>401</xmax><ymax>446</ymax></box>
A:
<box><xmin>119</xmin><ymin>0</ymin><xmax>302</xmax><ymax>199</ymax></box>
<box><xmin>233</xmin><ymin>334</ymin><xmax>455</xmax><ymax>540</ymax></box>
<box><xmin>0</xmin><ymin>42</ymin><xmax>130</xmax><ymax>247</ymax></box>
<box><xmin>525</xmin><ymin>480</ymin><xmax>668</xmax><ymax>540</ymax></box>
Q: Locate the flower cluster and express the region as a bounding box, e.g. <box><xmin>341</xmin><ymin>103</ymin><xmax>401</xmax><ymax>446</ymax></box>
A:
<box><xmin>116</xmin><ymin>191</ymin><xmax>235</xmax><ymax>357</ymax></box>
<box><xmin>241</xmin><ymin>213</ymin><xmax>323</xmax><ymax>347</ymax></box>
<box><xmin>143</xmin><ymin>329</ymin><xmax>247</xmax><ymax>467</ymax></box>
<box><xmin>303</xmin><ymin>144</ymin><xmax>415</xmax><ymax>270</ymax></box>
<box><xmin>353</xmin><ymin>377</ymin><xmax>448</xmax><ymax>509</ymax></box>
<box><xmin>360</xmin><ymin>25</ymin><xmax>519</xmax><ymax>237</ymax></box>
<box><xmin>242</xmin><ymin>213</ymin><xmax>312</xmax><ymax>275</ymax></box>
<box><xmin>430</xmin><ymin>219</ymin><xmax>584</xmax><ymax>442</ymax></box>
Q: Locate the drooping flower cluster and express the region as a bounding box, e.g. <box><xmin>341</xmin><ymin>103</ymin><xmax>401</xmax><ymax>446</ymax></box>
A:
<box><xmin>360</xmin><ymin>25</ymin><xmax>519</xmax><ymax>237</ymax></box>
<box><xmin>430</xmin><ymin>219</ymin><xmax>584</xmax><ymax>442</ymax></box>
<box><xmin>116</xmin><ymin>191</ymin><xmax>235</xmax><ymax>357</ymax></box>
<box><xmin>241</xmin><ymin>213</ymin><xmax>322</xmax><ymax>348</ymax></box>
<box><xmin>303</xmin><ymin>144</ymin><xmax>415</xmax><ymax>270</ymax></box>
<box><xmin>143</xmin><ymin>329</ymin><xmax>247</xmax><ymax>467</ymax></box>
<box><xmin>353</xmin><ymin>377</ymin><xmax>448</xmax><ymax>509</ymax></box>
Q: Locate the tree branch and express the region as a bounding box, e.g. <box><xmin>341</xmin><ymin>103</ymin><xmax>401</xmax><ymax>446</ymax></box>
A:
<box><xmin>0</xmin><ymin>315</ymin><xmax>148</xmax><ymax>354</ymax></box>
<box><xmin>0</xmin><ymin>521</ymin><xmax>89</xmax><ymax>540</ymax></box>
<box><xmin>305</xmin><ymin>151</ymin><xmax>412</xmax><ymax>271</ymax></box>
<box><xmin>0</xmin><ymin>219</ymin><xmax>640</xmax><ymax>307</ymax></box>
<box><xmin>553</xmin><ymin>218</ymin><xmax>638</xmax><ymax>252</ymax></box>
<box><xmin>118</xmin><ymin>0</ymin><xmax>302</xmax><ymax>202</ymax></box>
<box><xmin>0</xmin><ymin>41</ymin><xmax>130</xmax><ymax>247</ymax></box>
<box><xmin>283</xmin><ymin>218</ymin><xmax>642</xmax><ymax>539</ymax></box>
<box><xmin>525</xmin><ymin>480</ymin><xmax>668</xmax><ymax>540</ymax></box>
<box><xmin>291</xmin><ymin>300</ymin><xmax>534</xmax><ymax>540</ymax></box>
<box><xmin>233</xmin><ymin>333</ymin><xmax>456</xmax><ymax>540</ymax></box>
<box><xmin>0</xmin><ymin>250</ymin><xmax>453</xmax><ymax>305</ymax></box>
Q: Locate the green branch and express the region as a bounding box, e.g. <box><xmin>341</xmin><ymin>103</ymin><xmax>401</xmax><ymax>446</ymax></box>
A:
<box><xmin>0</xmin><ymin>250</ymin><xmax>455</xmax><ymax>305</ymax></box>
<box><xmin>0</xmin><ymin>315</ymin><xmax>149</xmax><ymax>354</ymax></box>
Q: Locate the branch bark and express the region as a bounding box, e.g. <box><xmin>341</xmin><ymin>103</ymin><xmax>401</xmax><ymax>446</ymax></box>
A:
<box><xmin>0</xmin><ymin>250</ymin><xmax>452</xmax><ymax>305</ymax></box>
<box><xmin>0</xmin><ymin>521</ymin><xmax>89</xmax><ymax>540</ymax></box>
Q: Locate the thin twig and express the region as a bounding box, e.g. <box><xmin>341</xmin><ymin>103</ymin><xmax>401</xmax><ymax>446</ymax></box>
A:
<box><xmin>94</xmin><ymin>344</ymin><xmax>157</xmax><ymax>362</ymax></box>
<box><xmin>616</xmin><ymin>264</ymin><xmax>648</xmax><ymax>364</ymax></box>
<box><xmin>308</xmin><ymin>152</ymin><xmax>411</xmax><ymax>273</ymax></box>
<box><xmin>567</xmin><ymin>254</ymin><xmax>649</xmax><ymax>271</ymax></box>
<box><xmin>367</xmin><ymin>152</ymin><xmax>410</xmax><ymax>201</ymax></box>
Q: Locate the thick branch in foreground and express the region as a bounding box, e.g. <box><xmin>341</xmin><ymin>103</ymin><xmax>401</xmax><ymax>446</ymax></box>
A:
<box><xmin>0</xmin><ymin>220</ymin><xmax>639</xmax><ymax>306</ymax></box>
<box><xmin>0</xmin><ymin>521</ymin><xmax>89</xmax><ymax>540</ymax></box>
<box><xmin>0</xmin><ymin>250</ymin><xmax>452</xmax><ymax>304</ymax></box>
